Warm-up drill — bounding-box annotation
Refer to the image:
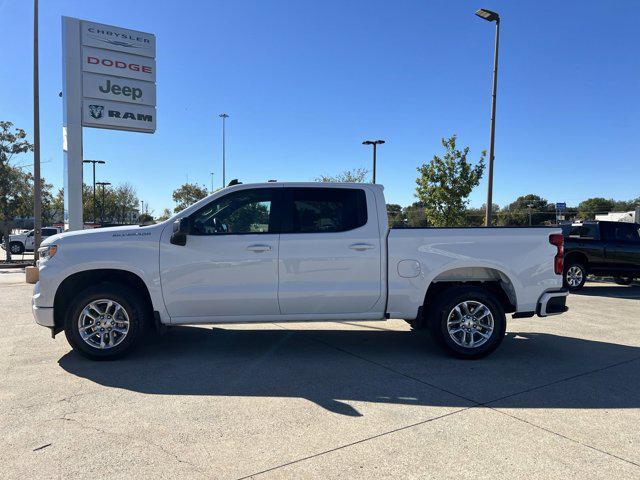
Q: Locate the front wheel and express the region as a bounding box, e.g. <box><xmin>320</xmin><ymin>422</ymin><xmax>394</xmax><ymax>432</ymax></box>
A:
<box><xmin>64</xmin><ymin>282</ymin><xmax>148</xmax><ymax>360</ymax></box>
<box><xmin>428</xmin><ymin>286</ymin><xmax>506</xmax><ymax>359</ymax></box>
<box><xmin>563</xmin><ymin>263</ymin><xmax>587</xmax><ymax>291</ymax></box>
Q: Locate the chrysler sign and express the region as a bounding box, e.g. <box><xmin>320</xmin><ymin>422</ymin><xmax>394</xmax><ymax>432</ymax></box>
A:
<box><xmin>81</xmin><ymin>20</ymin><xmax>155</xmax><ymax>57</ymax></box>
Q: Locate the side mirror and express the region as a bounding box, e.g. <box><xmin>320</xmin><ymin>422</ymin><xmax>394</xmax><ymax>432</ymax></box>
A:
<box><xmin>170</xmin><ymin>217</ymin><xmax>191</xmax><ymax>246</ymax></box>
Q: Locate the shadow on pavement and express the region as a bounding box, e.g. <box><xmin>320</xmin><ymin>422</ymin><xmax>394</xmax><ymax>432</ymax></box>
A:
<box><xmin>576</xmin><ymin>284</ymin><xmax>640</xmax><ymax>299</ymax></box>
<box><xmin>58</xmin><ymin>326</ymin><xmax>640</xmax><ymax>416</ymax></box>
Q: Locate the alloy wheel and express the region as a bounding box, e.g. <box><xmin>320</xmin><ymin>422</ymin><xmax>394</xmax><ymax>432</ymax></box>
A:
<box><xmin>446</xmin><ymin>300</ymin><xmax>494</xmax><ymax>349</ymax></box>
<box><xmin>77</xmin><ymin>299</ymin><xmax>130</xmax><ymax>350</ymax></box>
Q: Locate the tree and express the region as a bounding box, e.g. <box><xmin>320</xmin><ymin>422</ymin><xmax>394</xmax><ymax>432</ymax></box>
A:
<box><xmin>465</xmin><ymin>203</ymin><xmax>500</xmax><ymax>227</ymax></box>
<box><xmin>577</xmin><ymin>197</ymin><xmax>614</xmax><ymax>220</ymax></box>
<box><xmin>0</xmin><ymin>121</ymin><xmax>34</xmax><ymax>261</ymax></box>
<box><xmin>138</xmin><ymin>213</ymin><xmax>154</xmax><ymax>225</ymax></box>
<box><xmin>172</xmin><ymin>183</ymin><xmax>208</xmax><ymax>212</ymax></box>
<box><xmin>500</xmin><ymin>194</ymin><xmax>553</xmax><ymax>226</ymax></box>
<box><xmin>403</xmin><ymin>202</ymin><xmax>429</xmax><ymax>228</ymax></box>
<box><xmin>315</xmin><ymin>168</ymin><xmax>369</xmax><ymax>183</ymax></box>
<box><xmin>157</xmin><ymin>208</ymin><xmax>172</xmax><ymax>221</ymax></box>
<box><xmin>415</xmin><ymin>135</ymin><xmax>485</xmax><ymax>227</ymax></box>
<box><xmin>386</xmin><ymin>203</ymin><xmax>404</xmax><ymax>228</ymax></box>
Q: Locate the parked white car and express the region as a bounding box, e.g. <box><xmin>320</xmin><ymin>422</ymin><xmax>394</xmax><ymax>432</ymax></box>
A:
<box><xmin>32</xmin><ymin>183</ymin><xmax>568</xmax><ymax>360</ymax></box>
<box><xmin>4</xmin><ymin>227</ymin><xmax>62</xmax><ymax>255</ymax></box>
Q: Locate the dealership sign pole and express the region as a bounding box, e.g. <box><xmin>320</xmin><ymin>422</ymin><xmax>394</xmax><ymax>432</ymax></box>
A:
<box><xmin>62</xmin><ymin>17</ymin><xmax>156</xmax><ymax>230</ymax></box>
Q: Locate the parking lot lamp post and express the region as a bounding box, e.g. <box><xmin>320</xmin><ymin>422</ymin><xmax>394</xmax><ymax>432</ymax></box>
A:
<box><xmin>475</xmin><ymin>8</ymin><xmax>500</xmax><ymax>227</ymax></box>
<box><xmin>83</xmin><ymin>160</ymin><xmax>105</xmax><ymax>223</ymax></box>
<box><xmin>362</xmin><ymin>140</ymin><xmax>385</xmax><ymax>183</ymax></box>
<box><xmin>527</xmin><ymin>203</ymin><xmax>535</xmax><ymax>226</ymax></box>
<box><xmin>96</xmin><ymin>181</ymin><xmax>111</xmax><ymax>225</ymax></box>
<box><xmin>219</xmin><ymin>113</ymin><xmax>229</xmax><ymax>187</ymax></box>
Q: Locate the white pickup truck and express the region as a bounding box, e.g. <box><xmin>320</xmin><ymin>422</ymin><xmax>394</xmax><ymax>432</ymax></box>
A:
<box><xmin>32</xmin><ymin>182</ymin><xmax>568</xmax><ymax>360</ymax></box>
<box><xmin>3</xmin><ymin>227</ymin><xmax>62</xmax><ymax>255</ymax></box>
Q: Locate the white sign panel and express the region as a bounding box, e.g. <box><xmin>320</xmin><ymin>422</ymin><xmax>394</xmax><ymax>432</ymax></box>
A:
<box><xmin>82</xmin><ymin>99</ymin><xmax>156</xmax><ymax>133</ymax></box>
<box><xmin>82</xmin><ymin>46</ymin><xmax>156</xmax><ymax>82</ymax></box>
<box><xmin>81</xmin><ymin>20</ymin><xmax>155</xmax><ymax>57</ymax></box>
<box><xmin>83</xmin><ymin>72</ymin><xmax>156</xmax><ymax>106</ymax></box>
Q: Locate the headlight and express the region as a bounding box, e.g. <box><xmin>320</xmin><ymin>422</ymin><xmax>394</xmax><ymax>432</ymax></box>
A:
<box><xmin>38</xmin><ymin>244</ymin><xmax>58</xmax><ymax>261</ymax></box>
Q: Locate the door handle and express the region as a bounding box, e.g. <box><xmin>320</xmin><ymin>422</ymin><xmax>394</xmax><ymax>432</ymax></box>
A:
<box><xmin>246</xmin><ymin>244</ymin><xmax>272</xmax><ymax>252</ymax></box>
<box><xmin>349</xmin><ymin>243</ymin><xmax>375</xmax><ymax>251</ymax></box>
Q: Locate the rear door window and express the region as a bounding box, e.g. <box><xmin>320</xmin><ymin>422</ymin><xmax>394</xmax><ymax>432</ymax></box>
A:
<box><xmin>282</xmin><ymin>188</ymin><xmax>367</xmax><ymax>233</ymax></box>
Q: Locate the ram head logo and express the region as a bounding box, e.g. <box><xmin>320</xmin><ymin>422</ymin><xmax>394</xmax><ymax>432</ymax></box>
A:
<box><xmin>88</xmin><ymin>104</ymin><xmax>104</xmax><ymax>119</ymax></box>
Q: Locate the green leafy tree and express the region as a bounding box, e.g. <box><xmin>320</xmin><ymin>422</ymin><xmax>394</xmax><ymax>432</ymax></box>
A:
<box><xmin>0</xmin><ymin>121</ymin><xmax>34</xmax><ymax>261</ymax></box>
<box><xmin>415</xmin><ymin>135</ymin><xmax>485</xmax><ymax>227</ymax></box>
<box><xmin>172</xmin><ymin>183</ymin><xmax>209</xmax><ymax>213</ymax></box>
<box><xmin>403</xmin><ymin>202</ymin><xmax>429</xmax><ymax>228</ymax></box>
<box><xmin>315</xmin><ymin>168</ymin><xmax>369</xmax><ymax>183</ymax></box>
<box><xmin>157</xmin><ymin>208</ymin><xmax>172</xmax><ymax>221</ymax></box>
<box><xmin>577</xmin><ymin>197</ymin><xmax>615</xmax><ymax>220</ymax></box>
<box><xmin>465</xmin><ymin>203</ymin><xmax>500</xmax><ymax>227</ymax></box>
<box><xmin>386</xmin><ymin>203</ymin><xmax>404</xmax><ymax>227</ymax></box>
<box><xmin>500</xmin><ymin>194</ymin><xmax>553</xmax><ymax>226</ymax></box>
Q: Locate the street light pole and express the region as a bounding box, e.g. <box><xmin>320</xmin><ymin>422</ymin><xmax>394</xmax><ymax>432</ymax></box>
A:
<box><xmin>210</xmin><ymin>172</ymin><xmax>214</xmax><ymax>193</ymax></box>
<box><xmin>475</xmin><ymin>8</ymin><xmax>500</xmax><ymax>227</ymax></box>
<box><xmin>96</xmin><ymin>181</ymin><xmax>111</xmax><ymax>225</ymax></box>
<box><xmin>33</xmin><ymin>0</ymin><xmax>42</xmax><ymax>260</ymax></box>
<box><xmin>219</xmin><ymin>113</ymin><xmax>229</xmax><ymax>187</ymax></box>
<box><xmin>362</xmin><ymin>140</ymin><xmax>385</xmax><ymax>183</ymax></box>
<box><xmin>83</xmin><ymin>160</ymin><xmax>105</xmax><ymax>223</ymax></box>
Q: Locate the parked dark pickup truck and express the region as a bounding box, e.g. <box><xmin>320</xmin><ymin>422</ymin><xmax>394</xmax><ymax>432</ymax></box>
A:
<box><xmin>561</xmin><ymin>221</ymin><xmax>640</xmax><ymax>290</ymax></box>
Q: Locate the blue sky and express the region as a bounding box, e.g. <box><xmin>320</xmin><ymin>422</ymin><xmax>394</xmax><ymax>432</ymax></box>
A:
<box><xmin>1</xmin><ymin>0</ymin><xmax>639</xmax><ymax>215</ymax></box>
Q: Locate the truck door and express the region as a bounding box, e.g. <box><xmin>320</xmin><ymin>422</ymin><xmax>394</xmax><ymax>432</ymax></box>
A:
<box><xmin>603</xmin><ymin>223</ymin><xmax>640</xmax><ymax>274</ymax></box>
<box><xmin>277</xmin><ymin>186</ymin><xmax>382</xmax><ymax>315</ymax></box>
<box><xmin>159</xmin><ymin>187</ymin><xmax>283</xmax><ymax>320</ymax></box>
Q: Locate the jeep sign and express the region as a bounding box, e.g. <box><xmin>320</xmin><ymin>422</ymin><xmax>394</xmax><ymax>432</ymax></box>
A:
<box><xmin>82</xmin><ymin>100</ymin><xmax>156</xmax><ymax>133</ymax></box>
<box><xmin>83</xmin><ymin>73</ymin><xmax>155</xmax><ymax>105</ymax></box>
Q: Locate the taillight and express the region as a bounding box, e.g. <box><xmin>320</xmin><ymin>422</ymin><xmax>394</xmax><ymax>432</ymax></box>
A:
<box><xmin>549</xmin><ymin>233</ymin><xmax>564</xmax><ymax>275</ymax></box>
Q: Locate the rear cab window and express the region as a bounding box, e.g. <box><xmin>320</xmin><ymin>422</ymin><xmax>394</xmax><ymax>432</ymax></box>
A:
<box><xmin>282</xmin><ymin>187</ymin><xmax>367</xmax><ymax>233</ymax></box>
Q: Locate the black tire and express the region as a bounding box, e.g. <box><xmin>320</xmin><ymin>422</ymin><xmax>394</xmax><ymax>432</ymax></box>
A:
<box><xmin>64</xmin><ymin>282</ymin><xmax>148</xmax><ymax>360</ymax></box>
<box><xmin>563</xmin><ymin>262</ymin><xmax>587</xmax><ymax>291</ymax></box>
<box><xmin>427</xmin><ymin>286</ymin><xmax>506</xmax><ymax>359</ymax></box>
<box><xmin>9</xmin><ymin>241</ymin><xmax>24</xmax><ymax>255</ymax></box>
<box><xmin>613</xmin><ymin>276</ymin><xmax>634</xmax><ymax>286</ymax></box>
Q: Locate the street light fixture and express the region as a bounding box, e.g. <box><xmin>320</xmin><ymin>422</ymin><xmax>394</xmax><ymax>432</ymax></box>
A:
<box><xmin>83</xmin><ymin>159</ymin><xmax>106</xmax><ymax>223</ymax></box>
<box><xmin>219</xmin><ymin>113</ymin><xmax>229</xmax><ymax>187</ymax></box>
<box><xmin>475</xmin><ymin>8</ymin><xmax>500</xmax><ymax>227</ymax></box>
<box><xmin>362</xmin><ymin>140</ymin><xmax>385</xmax><ymax>183</ymax></box>
<box><xmin>96</xmin><ymin>181</ymin><xmax>111</xmax><ymax>226</ymax></box>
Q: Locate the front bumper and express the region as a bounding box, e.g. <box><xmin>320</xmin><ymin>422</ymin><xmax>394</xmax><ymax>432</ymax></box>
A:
<box><xmin>537</xmin><ymin>289</ymin><xmax>569</xmax><ymax>317</ymax></box>
<box><xmin>32</xmin><ymin>280</ymin><xmax>54</xmax><ymax>327</ymax></box>
<box><xmin>32</xmin><ymin>303</ymin><xmax>54</xmax><ymax>327</ymax></box>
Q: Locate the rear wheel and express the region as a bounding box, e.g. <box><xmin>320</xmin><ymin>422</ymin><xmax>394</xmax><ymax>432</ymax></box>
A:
<box><xmin>9</xmin><ymin>242</ymin><xmax>24</xmax><ymax>255</ymax></box>
<box><xmin>613</xmin><ymin>276</ymin><xmax>634</xmax><ymax>286</ymax></box>
<box><xmin>428</xmin><ymin>286</ymin><xmax>506</xmax><ymax>359</ymax></box>
<box><xmin>563</xmin><ymin>262</ymin><xmax>586</xmax><ymax>291</ymax></box>
<box><xmin>64</xmin><ymin>282</ymin><xmax>148</xmax><ymax>360</ymax></box>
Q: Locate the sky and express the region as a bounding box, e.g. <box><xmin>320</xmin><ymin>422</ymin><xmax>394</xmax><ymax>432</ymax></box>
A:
<box><xmin>1</xmin><ymin>0</ymin><xmax>639</xmax><ymax>216</ymax></box>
